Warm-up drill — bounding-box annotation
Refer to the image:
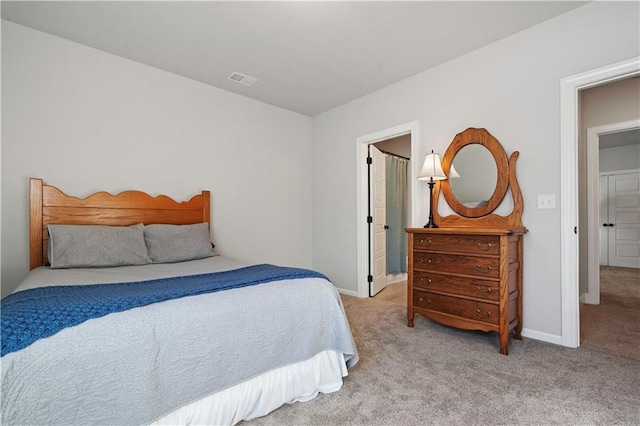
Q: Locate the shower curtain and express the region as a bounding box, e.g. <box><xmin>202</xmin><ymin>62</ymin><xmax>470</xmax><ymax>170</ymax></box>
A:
<box><xmin>385</xmin><ymin>154</ymin><xmax>408</xmax><ymax>274</ymax></box>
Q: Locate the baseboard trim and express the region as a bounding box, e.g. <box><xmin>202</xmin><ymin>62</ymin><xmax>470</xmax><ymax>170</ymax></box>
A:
<box><xmin>335</xmin><ymin>287</ymin><xmax>359</xmax><ymax>297</ymax></box>
<box><xmin>521</xmin><ymin>328</ymin><xmax>562</xmax><ymax>346</ymax></box>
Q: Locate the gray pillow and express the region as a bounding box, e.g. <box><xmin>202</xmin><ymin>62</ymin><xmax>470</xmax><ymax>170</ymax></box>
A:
<box><xmin>48</xmin><ymin>223</ymin><xmax>151</xmax><ymax>269</ymax></box>
<box><xmin>144</xmin><ymin>223</ymin><xmax>214</xmax><ymax>264</ymax></box>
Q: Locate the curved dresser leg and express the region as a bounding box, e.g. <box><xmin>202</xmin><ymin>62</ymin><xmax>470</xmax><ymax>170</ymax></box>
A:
<box><xmin>499</xmin><ymin>331</ymin><xmax>509</xmax><ymax>355</ymax></box>
<box><xmin>514</xmin><ymin>325</ymin><xmax>523</xmax><ymax>340</ymax></box>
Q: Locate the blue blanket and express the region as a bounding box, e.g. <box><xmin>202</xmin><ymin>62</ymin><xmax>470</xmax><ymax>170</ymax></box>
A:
<box><xmin>1</xmin><ymin>264</ymin><xmax>328</xmax><ymax>357</ymax></box>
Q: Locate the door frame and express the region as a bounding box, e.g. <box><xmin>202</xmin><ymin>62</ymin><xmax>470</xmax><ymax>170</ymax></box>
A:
<box><xmin>559</xmin><ymin>56</ymin><xmax>639</xmax><ymax>348</ymax></box>
<box><xmin>586</xmin><ymin>119</ymin><xmax>640</xmax><ymax>304</ymax></box>
<box><xmin>356</xmin><ymin>121</ymin><xmax>419</xmax><ymax>298</ymax></box>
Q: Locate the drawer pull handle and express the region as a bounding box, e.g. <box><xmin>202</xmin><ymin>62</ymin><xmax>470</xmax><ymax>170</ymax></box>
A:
<box><xmin>475</xmin><ymin>265</ymin><xmax>492</xmax><ymax>273</ymax></box>
<box><xmin>475</xmin><ymin>309</ymin><xmax>492</xmax><ymax>318</ymax></box>
<box><xmin>418</xmin><ymin>278</ymin><xmax>432</xmax><ymax>285</ymax></box>
<box><xmin>419</xmin><ymin>258</ymin><xmax>432</xmax><ymax>264</ymax></box>
<box><xmin>418</xmin><ymin>297</ymin><xmax>431</xmax><ymax>304</ymax></box>
<box><xmin>419</xmin><ymin>238</ymin><xmax>432</xmax><ymax>246</ymax></box>
<box><xmin>476</xmin><ymin>286</ymin><xmax>493</xmax><ymax>294</ymax></box>
<box><xmin>476</xmin><ymin>242</ymin><xmax>493</xmax><ymax>251</ymax></box>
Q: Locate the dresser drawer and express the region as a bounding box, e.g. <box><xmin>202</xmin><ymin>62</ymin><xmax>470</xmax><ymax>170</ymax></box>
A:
<box><xmin>413</xmin><ymin>252</ymin><xmax>500</xmax><ymax>278</ymax></box>
<box><xmin>413</xmin><ymin>290</ymin><xmax>499</xmax><ymax>325</ymax></box>
<box><xmin>413</xmin><ymin>272</ymin><xmax>500</xmax><ymax>301</ymax></box>
<box><xmin>413</xmin><ymin>234</ymin><xmax>499</xmax><ymax>255</ymax></box>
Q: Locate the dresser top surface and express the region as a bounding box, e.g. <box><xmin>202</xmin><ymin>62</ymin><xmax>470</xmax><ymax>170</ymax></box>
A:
<box><xmin>405</xmin><ymin>227</ymin><xmax>527</xmax><ymax>236</ymax></box>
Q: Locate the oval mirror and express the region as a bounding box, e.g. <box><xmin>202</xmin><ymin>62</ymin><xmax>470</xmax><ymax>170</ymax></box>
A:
<box><xmin>449</xmin><ymin>145</ymin><xmax>497</xmax><ymax>208</ymax></box>
<box><xmin>439</xmin><ymin>129</ymin><xmax>509</xmax><ymax>218</ymax></box>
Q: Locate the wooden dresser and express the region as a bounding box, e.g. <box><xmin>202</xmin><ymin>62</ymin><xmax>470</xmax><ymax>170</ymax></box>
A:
<box><xmin>410</xmin><ymin>128</ymin><xmax>527</xmax><ymax>355</ymax></box>
<box><xmin>406</xmin><ymin>227</ymin><xmax>525</xmax><ymax>355</ymax></box>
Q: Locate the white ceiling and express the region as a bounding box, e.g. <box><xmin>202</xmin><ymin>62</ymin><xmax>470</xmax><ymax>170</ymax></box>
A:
<box><xmin>1</xmin><ymin>1</ymin><xmax>587</xmax><ymax>116</ymax></box>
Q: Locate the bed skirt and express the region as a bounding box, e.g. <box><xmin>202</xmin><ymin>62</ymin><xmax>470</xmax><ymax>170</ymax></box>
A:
<box><xmin>152</xmin><ymin>349</ymin><xmax>348</xmax><ymax>425</ymax></box>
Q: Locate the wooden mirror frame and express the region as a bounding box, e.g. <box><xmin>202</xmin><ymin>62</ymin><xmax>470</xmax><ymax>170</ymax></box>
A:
<box><xmin>433</xmin><ymin>128</ymin><xmax>524</xmax><ymax>229</ymax></box>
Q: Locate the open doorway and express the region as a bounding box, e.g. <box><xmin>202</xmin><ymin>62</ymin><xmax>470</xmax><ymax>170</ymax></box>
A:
<box><xmin>579</xmin><ymin>78</ymin><xmax>640</xmax><ymax>358</ymax></box>
<box><xmin>560</xmin><ymin>57</ymin><xmax>640</xmax><ymax>349</ymax></box>
<box><xmin>581</xmin><ymin>77</ymin><xmax>640</xmax><ymax>299</ymax></box>
<box><xmin>585</xmin><ymin>122</ymin><xmax>640</xmax><ymax>305</ymax></box>
<box><xmin>355</xmin><ymin>121</ymin><xmax>419</xmax><ymax>298</ymax></box>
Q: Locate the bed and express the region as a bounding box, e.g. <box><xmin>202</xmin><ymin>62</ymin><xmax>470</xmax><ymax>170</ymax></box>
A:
<box><xmin>1</xmin><ymin>178</ymin><xmax>359</xmax><ymax>425</ymax></box>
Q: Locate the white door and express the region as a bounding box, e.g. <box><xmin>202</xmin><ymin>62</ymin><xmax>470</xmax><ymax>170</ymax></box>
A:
<box><xmin>607</xmin><ymin>172</ymin><xmax>640</xmax><ymax>268</ymax></box>
<box><xmin>370</xmin><ymin>146</ymin><xmax>387</xmax><ymax>295</ymax></box>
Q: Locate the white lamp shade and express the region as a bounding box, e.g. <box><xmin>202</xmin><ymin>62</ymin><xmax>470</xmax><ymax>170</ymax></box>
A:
<box><xmin>449</xmin><ymin>164</ymin><xmax>461</xmax><ymax>179</ymax></box>
<box><xmin>418</xmin><ymin>152</ymin><xmax>447</xmax><ymax>181</ymax></box>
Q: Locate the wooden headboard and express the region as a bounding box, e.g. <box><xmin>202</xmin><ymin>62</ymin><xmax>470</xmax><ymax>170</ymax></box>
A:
<box><xmin>29</xmin><ymin>178</ymin><xmax>211</xmax><ymax>269</ymax></box>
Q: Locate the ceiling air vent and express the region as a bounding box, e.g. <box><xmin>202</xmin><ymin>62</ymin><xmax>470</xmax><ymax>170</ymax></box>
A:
<box><xmin>227</xmin><ymin>71</ymin><xmax>258</xmax><ymax>87</ymax></box>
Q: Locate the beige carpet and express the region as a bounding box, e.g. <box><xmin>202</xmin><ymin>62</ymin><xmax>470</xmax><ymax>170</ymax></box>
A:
<box><xmin>380</xmin><ymin>271</ymin><xmax>640</xmax><ymax>361</ymax></box>
<box><xmin>372</xmin><ymin>280</ymin><xmax>406</xmax><ymax>305</ymax></box>
<box><xmin>580</xmin><ymin>265</ymin><xmax>640</xmax><ymax>361</ymax></box>
<box><xmin>246</xmin><ymin>274</ymin><xmax>640</xmax><ymax>425</ymax></box>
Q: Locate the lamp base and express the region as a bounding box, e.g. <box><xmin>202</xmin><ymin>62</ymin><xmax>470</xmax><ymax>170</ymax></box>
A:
<box><xmin>424</xmin><ymin>180</ymin><xmax>438</xmax><ymax>228</ymax></box>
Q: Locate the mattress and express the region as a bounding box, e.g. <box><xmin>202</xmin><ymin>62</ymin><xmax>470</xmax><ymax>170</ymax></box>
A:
<box><xmin>1</xmin><ymin>256</ymin><xmax>359</xmax><ymax>425</ymax></box>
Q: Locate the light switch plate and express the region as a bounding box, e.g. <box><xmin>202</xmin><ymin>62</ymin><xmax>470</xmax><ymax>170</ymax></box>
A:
<box><xmin>537</xmin><ymin>194</ymin><xmax>556</xmax><ymax>209</ymax></box>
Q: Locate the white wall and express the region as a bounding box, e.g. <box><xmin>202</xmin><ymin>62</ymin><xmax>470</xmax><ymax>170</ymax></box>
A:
<box><xmin>311</xmin><ymin>1</ymin><xmax>639</xmax><ymax>341</ymax></box>
<box><xmin>1</xmin><ymin>21</ymin><xmax>313</xmax><ymax>297</ymax></box>
<box><xmin>374</xmin><ymin>134</ymin><xmax>411</xmax><ymax>158</ymax></box>
<box><xmin>581</xmin><ymin>77</ymin><xmax>640</xmax><ymax>129</ymax></box>
<box><xmin>600</xmin><ymin>145</ymin><xmax>640</xmax><ymax>172</ymax></box>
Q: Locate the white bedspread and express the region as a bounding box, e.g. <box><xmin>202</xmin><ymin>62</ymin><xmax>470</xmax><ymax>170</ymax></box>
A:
<box><xmin>1</xmin><ymin>257</ymin><xmax>359</xmax><ymax>425</ymax></box>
